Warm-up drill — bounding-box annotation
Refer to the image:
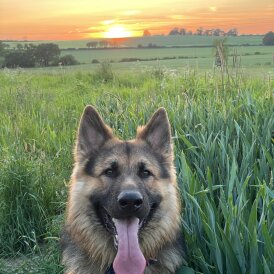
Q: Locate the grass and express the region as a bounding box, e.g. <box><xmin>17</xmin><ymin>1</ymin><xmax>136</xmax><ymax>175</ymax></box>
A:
<box><xmin>0</xmin><ymin>65</ymin><xmax>273</xmax><ymax>273</ymax></box>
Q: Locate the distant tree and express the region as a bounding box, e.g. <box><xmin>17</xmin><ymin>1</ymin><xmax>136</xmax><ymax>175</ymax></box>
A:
<box><xmin>187</xmin><ymin>30</ymin><xmax>193</xmax><ymax>35</ymax></box>
<box><xmin>180</xmin><ymin>28</ymin><xmax>187</xmax><ymax>35</ymax></box>
<box><xmin>213</xmin><ymin>29</ymin><xmax>223</xmax><ymax>36</ymax></box>
<box><xmin>169</xmin><ymin>27</ymin><xmax>180</xmax><ymax>35</ymax></box>
<box><xmin>0</xmin><ymin>41</ymin><xmax>9</xmax><ymax>57</ymax></box>
<box><xmin>108</xmin><ymin>39</ymin><xmax>117</xmax><ymax>47</ymax></box>
<box><xmin>196</xmin><ymin>27</ymin><xmax>204</xmax><ymax>35</ymax></box>
<box><xmin>4</xmin><ymin>44</ymin><xmax>36</xmax><ymax>68</ymax></box>
<box><xmin>204</xmin><ymin>29</ymin><xmax>213</xmax><ymax>36</ymax></box>
<box><xmin>263</xmin><ymin>31</ymin><xmax>274</xmax><ymax>45</ymax></box>
<box><xmin>143</xmin><ymin>30</ymin><xmax>151</xmax><ymax>36</ymax></box>
<box><xmin>99</xmin><ymin>40</ymin><xmax>108</xmax><ymax>48</ymax></box>
<box><xmin>227</xmin><ymin>28</ymin><xmax>238</xmax><ymax>36</ymax></box>
<box><xmin>91</xmin><ymin>41</ymin><xmax>98</xmax><ymax>48</ymax></box>
<box><xmin>219</xmin><ymin>30</ymin><xmax>225</xmax><ymax>36</ymax></box>
<box><xmin>86</xmin><ymin>41</ymin><xmax>98</xmax><ymax>48</ymax></box>
<box><xmin>35</xmin><ymin>43</ymin><xmax>60</xmax><ymax>66</ymax></box>
<box><xmin>59</xmin><ymin>55</ymin><xmax>79</xmax><ymax>66</ymax></box>
<box><xmin>87</xmin><ymin>41</ymin><xmax>99</xmax><ymax>48</ymax></box>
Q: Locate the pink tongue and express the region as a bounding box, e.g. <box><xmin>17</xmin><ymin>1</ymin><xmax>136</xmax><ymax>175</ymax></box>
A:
<box><xmin>113</xmin><ymin>218</ymin><xmax>146</xmax><ymax>274</ymax></box>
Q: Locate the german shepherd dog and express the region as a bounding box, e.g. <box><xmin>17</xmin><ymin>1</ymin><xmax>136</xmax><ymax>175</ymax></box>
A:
<box><xmin>61</xmin><ymin>106</ymin><xmax>185</xmax><ymax>274</ymax></box>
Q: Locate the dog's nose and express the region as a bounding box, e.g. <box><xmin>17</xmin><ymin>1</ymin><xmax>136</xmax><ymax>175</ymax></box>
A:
<box><xmin>118</xmin><ymin>191</ymin><xmax>143</xmax><ymax>211</ymax></box>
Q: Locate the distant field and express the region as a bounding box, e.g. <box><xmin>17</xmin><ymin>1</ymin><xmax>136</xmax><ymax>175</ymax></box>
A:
<box><xmin>60</xmin><ymin>45</ymin><xmax>274</xmax><ymax>68</ymax></box>
<box><xmin>6</xmin><ymin>35</ymin><xmax>264</xmax><ymax>49</ymax></box>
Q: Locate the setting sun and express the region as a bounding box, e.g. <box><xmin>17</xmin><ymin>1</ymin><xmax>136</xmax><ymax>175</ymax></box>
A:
<box><xmin>104</xmin><ymin>25</ymin><xmax>133</xmax><ymax>38</ymax></box>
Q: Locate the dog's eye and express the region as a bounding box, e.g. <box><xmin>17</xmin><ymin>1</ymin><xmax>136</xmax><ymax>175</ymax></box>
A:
<box><xmin>138</xmin><ymin>169</ymin><xmax>152</xmax><ymax>179</ymax></box>
<box><xmin>104</xmin><ymin>168</ymin><xmax>114</xmax><ymax>177</ymax></box>
<box><xmin>103</xmin><ymin>162</ymin><xmax>119</xmax><ymax>178</ymax></box>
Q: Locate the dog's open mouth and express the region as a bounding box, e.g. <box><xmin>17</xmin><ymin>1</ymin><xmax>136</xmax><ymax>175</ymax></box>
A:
<box><xmin>100</xmin><ymin>203</ymin><xmax>159</xmax><ymax>238</ymax></box>
<box><xmin>101</xmin><ymin>207</ymin><xmax>146</xmax><ymax>236</ymax></box>
<box><xmin>98</xmin><ymin>206</ymin><xmax>157</xmax><ymax>274</ymax></box>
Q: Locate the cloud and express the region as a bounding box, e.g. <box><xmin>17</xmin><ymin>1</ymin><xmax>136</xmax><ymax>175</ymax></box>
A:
<box><xmin>101</xmin><ymin>19</ymin><xmax>116</xmax><ymax>25</ymax></box>
<box><xmin>209</xmin><ymin>6</ymin><xmax>217</xmax><ymax>12</ymax></box>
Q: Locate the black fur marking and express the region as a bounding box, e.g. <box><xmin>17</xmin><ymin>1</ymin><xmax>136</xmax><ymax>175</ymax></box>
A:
<box><xmin>153</xmin><ymin>151</ymin><xmax>170</xmax><ymax>179</ymax></box>
<box><xmin>125</xmin><ymin>141</ymin><xmax>131</xmax><ymax>158</ymax></box>
<box><xmin>142</xmin><ymin>144</ymin><xmax>170</xmax><ymax>179</ymax></box>
<box><xmin>84</xmin><ymin>152</ymin><xmax>98</xmax><ymax>176</ymax></box>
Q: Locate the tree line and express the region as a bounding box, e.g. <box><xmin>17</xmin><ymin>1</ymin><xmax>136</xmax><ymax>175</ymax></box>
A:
<box><xmin>0</xmin><ymin>43</ymin><xmax>79</xmax><ymax>68</ymax></box>
<box><xmin>167</xmin><ymin>27</ymin><xmax>239</xmax><ymax>36</ymax></box>
<box><xmin>86</xmin><ymin>38</ymin><xmax>127</xmax><ymax>48</ymax></box>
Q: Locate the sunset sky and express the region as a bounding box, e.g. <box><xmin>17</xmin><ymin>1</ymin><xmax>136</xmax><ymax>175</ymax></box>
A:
<box><xmin>1</xmin><ymin>0</ymin><xmax>273</xmax><ymax>40</ymax></box>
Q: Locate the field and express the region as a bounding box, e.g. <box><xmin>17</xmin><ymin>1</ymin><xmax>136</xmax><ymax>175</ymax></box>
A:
<box><xmin>60</xmin><ymin>46</ymin><xmax>274</xmax><ymax>68</ymax></box>
<box><xmin>6</xmin><ymin>35</ymin><xmax>265</xmax><ymax>48</ymax></box>
<box><xmin>6</xmin><ymin>35</ymin><xmax>274</xmax><ymax>70</ymax></box>
<box><xmin>0</xmin><ymin>64</ymin><xmax>273</xmax><ymax>273</ymax></box>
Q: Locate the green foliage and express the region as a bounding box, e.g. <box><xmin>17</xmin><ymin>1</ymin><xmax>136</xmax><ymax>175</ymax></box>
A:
<box><xmin>4</xmin><ymin>45</ymin><xmax>37</xmax><ymax>68</ymax></box>
<box><xmin>262</xmin><ymin>31</ymin><xmax>274</xmax><ymax>46</ymax></box>
<box><xmin>213</xmin><ymin>38</ymin><xmax>229</xmax><ymax>67</ymax></box>
<box><xmin>35</xmin><ymin>43</ymin><xmax>61</xmax><ymax>66</ymax></box>
<box><xmin>95</xmin><ymin>61</ymin><xmax>115</xmax><ymax>82</ymax></box>
<box><xmin>0</xmin><ymin>42</ymin><xmax>9</xmax><ymax>57</ymax></box>
<box><xmin>58</xmin><ymin>54</ymin><xmax>79</xmax><ymax>66</ymax></box>
<box><xmin>3</xmin><ymin>43</ymin><xmax>61</xmax><ymax>68</ymax></box>
<box><xmin>0</xmin><ymin>69</ymin><xmax>273</xmax><ymax>273</ymax></box>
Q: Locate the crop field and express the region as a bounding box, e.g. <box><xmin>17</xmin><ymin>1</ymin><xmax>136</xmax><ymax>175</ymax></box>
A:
<box><xmin>0</xmin><ymin>64</ymin><xmax>273</xmax><ymax>273</ymax></box>
<box><xmin>60</xmin><ymin>45</ymin><xmax>274</xmax><ymax>68</ymax></box>
<box><xmin>7</xmin><ymin>35</ymin><xmax>264</xmax><ymax>49</ymax></box>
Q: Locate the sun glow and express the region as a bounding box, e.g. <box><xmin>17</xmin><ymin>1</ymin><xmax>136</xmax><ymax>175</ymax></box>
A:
<box><xmin>104</xmin><ymin>25</ymin><xmax>133</xmax><ymax>38</ymax></box>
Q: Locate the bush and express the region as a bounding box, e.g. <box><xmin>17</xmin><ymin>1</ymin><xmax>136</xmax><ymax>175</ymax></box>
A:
<box><xmin>262</xmin><ymin>31</ymin><xmax>274</xmax><ymax>45</ymax></box>
<box><xmin>91</xmin><ymin>59</ymin><xmax>100</xmax><ymax>64</ymax></box>
<box><xmin>95</xmin><ymin>61</ymin><xmax>114</xmax><ymax>82</ymax></box>
<box><xmin>4</xmin><ymin>51</ymin><xmax>36</xmax><ymax>68</ymax></box>
<box><xmin>59</xmin><ymin>55</ymin><xmax>79</xmax><ymax>66</ymax></box>
<box><xmin>119</xmin><ymin>58</ymin><xmax>139</xmax><ymax>62</ymax></box>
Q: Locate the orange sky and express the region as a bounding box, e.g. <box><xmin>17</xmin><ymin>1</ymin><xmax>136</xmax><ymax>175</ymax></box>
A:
<box><xmin>0</xmin><ymin>0</ymin><xmax>273</xmax><ymax>40</ymax></box>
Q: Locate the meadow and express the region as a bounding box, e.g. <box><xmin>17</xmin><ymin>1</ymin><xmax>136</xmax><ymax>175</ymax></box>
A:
<box><xmin>0</xmin><ymin>63</ymin><xmax>273</xmax><ymax>273</ymax></box>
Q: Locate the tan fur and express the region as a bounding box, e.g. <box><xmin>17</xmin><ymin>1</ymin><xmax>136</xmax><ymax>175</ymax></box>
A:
<box><xmin>61</xmin><ymin>107</ymin><xmax>185</xmax><ymax>274</ymax></box>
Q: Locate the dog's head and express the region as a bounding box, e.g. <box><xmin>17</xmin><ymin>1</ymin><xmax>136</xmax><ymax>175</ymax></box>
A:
<box><xmin>68</xmin><ymin>106</ymin><xmax>181</xmax><ymax>272</ymax></box>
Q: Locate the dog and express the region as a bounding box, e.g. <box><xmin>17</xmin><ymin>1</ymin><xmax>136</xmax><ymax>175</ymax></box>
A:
<box><xmin>61</xmin><ymin>106</ymin><xmax>185</xmax><ymax>274</ymax></box>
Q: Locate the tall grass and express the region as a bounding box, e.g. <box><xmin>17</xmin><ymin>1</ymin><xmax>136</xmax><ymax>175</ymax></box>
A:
<box><xmin>0</xmin><ymin>67</ymin><xmax>273</xmax><ymax>273</ymax></box>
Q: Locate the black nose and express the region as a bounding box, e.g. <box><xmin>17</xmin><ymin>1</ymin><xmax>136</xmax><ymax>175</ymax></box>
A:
<box><xmin>118</xmin><ymin>191</ymin><xmax>143</xmax><ymax>211</ymax></box>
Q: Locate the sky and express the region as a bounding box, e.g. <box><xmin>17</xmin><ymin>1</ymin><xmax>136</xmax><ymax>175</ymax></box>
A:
<box><xmin>0</xmin><ymin>0</ymin><xmax>273</xmax><ymax>40</ymax></box>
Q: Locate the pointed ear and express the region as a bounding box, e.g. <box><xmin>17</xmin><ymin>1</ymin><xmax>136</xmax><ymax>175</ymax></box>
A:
<box><xmin>137</xmin><ymin>108</ymin><xmax>172</xmax><ymax>155</ymax></box>
<box><xmin>75</xmin><ymin>106</ymin><xmax>113</xmax><ymax>161</ymax></box>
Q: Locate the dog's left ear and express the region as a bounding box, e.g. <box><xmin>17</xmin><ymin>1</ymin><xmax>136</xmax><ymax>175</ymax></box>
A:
<box><xmin>137</xmin><ymin>107</ymin><xmax>172</xmax><ymax>155</ymax></box>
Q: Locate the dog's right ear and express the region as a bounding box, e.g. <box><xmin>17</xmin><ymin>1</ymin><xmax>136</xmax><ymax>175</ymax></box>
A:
<box><xmin>75</xmin><ymin>106</ymin><xmax>113</xmax><ymax>161</ymax></box>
